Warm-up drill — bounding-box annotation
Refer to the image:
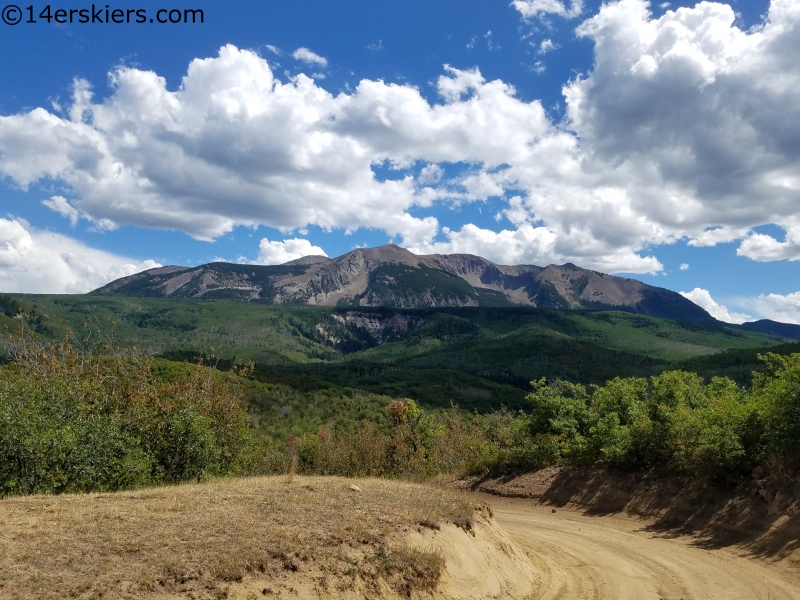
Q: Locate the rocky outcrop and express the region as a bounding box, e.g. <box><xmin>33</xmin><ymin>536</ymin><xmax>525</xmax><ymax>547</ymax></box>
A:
<box><xmin>92</xmin><ymin>244</ymin><xmax>715</xmax><ymax>322</ymax></box>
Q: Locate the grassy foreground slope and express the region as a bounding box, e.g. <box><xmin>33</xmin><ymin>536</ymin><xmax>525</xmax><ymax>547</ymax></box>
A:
<box><xmin>0</xmin><ymin>477</ymin><xmax>481</xmax><ymax>599</ymax></box>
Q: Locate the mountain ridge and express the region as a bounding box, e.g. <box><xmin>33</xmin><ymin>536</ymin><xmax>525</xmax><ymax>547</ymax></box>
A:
<box><xmin>93</xmin><ymin>243</ymin><xmax>715</xmax><ymax>321</ymax></box>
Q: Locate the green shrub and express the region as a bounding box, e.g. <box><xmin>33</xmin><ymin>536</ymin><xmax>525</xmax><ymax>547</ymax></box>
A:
<box><xmin>0</xmin><ymin>330</ymin><xmax>254</xmax><ymax>496</ymax></box>
<box><xmin>585</xmin><ymin>413</ymin><xmax>632</xmax><ymax>468</ymax></box>
<box><xmin>468</xmin><ymin>364</ymin><xmax>792</xmax><ymax>481</ymax></box>
<box><xmin>7</xmin><ymin>323</ymin><xmax>800</xmax><ymax>493</ymax></box>
<box><xmin>752</xmin><ymin>353</ymin><xmax>800</xmax><ymax>462</ymax></box>
<box><xmin>274</xmin><ymin>356</ymin><xmax>794</xmax><ymax>483</ymax></box>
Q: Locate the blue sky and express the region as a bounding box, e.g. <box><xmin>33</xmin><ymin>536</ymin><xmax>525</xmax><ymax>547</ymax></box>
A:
<box><xmin>2</xmin><ymin>0</ymin><xmax>800</xmax><ymax>323</ymax></box>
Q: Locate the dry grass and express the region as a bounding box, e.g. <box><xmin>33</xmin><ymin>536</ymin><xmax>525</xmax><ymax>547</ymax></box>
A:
<box><xmin>0</xmin><ymin>476</ymin><xmax>474</xmax><ymax>599</ymax></box>
<box><xmin>372</xmin><ymin>544</ymin><xmax>446</xmax><ymax>596</ymax></box>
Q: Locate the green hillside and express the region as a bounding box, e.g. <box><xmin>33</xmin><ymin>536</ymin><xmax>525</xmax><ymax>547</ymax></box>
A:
<box><xmin>0</xmin><ymin>294</ymin><xmax>792</xmax><ymax>412</ymax></box>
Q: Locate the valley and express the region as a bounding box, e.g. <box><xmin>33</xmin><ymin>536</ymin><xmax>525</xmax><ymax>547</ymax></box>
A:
<box><xmin>4</xmin><ymin>293</ymin><xmax>798</xmax><ymax>411</ymax></box>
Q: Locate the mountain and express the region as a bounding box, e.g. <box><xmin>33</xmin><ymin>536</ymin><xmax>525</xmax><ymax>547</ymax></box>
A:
<box><xmin>739</xmin><ymin>319</ymin><xmax>800</xmax><ymax>340</ymax></box>
<box><xmin>92</xmin><ymin>244</ymin><xmax>715</xmax><ymax>322</ymax></box>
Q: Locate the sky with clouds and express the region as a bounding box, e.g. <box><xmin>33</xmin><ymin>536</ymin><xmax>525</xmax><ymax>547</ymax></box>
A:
<box><xmin>1</xmin><ymin>0</ymin><xmax>799</xmax><ymax>323</ymax></box>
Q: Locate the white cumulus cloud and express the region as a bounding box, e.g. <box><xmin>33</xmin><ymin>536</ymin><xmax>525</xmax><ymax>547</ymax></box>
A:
<box><xmin>0</xmin><ymin>218</ymin><xmax>159</xmax><ymax>293</ymax></box>
<box><xmin>409</xmin><ymin>222</ymin><xmax>663</xmax><ymax>273</ymax></box>
<box><xmin>737</xmin><ymin>220</ymin><xmax>800</xmax><ymax>261</ymax></box>
<box><xmin>292</xmin><ymin>47</ymin><xmax>328</xmax><ymax>67</ymax></box>
<box><xmin>731</xmin><ymin>291</ymin><xmax>800</xmax><ymax>324</ymax></box>
<box><xmin>538</xmin><ymin>39</ymin><xmax>557</xmax><ymax>54</ymax></box>
<box><xmin>41</xmin><ymin>195</ymin><xmax>80</xmax><ymax>226</ymax></box>
<box><xmin>0</xmin><ymin>0</ymin><xmax>799</xmax><ymax>279</ymax></box>
<box><xmin>679</xmin><ymin>288</ymin><xmax>751</xmax><ymax>324</ymax></box>
<box><xmin>564</xmin><ymin>0</ymin><xmax>800</xmax><ymax>258</ymax></box>
<box><xmin>512</xmin><ymin>0</ymin><xmax>584</xmax><ymax>20</ymax></box>
<box><xmin>251</xmin><ymin>238</ymin><xmax>328</xmax><ymax>265</ymax></box>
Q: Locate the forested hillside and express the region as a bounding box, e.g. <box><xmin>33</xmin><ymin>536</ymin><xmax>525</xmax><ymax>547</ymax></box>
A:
<box><xmin>4</xmin><ymin>314</ymin><xmax>800</xmax><ymax>496</ymax></box>
<box><xmin>0</xmin><ymin>294</ymin><xmax>792</xmax><ymax>411</ymax></box>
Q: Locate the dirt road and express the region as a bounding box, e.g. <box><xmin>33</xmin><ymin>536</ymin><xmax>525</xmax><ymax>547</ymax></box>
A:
<box><xmin>488</xmin><ymin>497</ymin><xmax>800</xmax><ymax>600</ymax></box>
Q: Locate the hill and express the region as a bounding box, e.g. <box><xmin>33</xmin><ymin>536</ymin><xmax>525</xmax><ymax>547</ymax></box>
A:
<box><xmin>0</xmin><ymin>476</ymin><xmax>536</xmax><ymax>600</ymax></box>
<box><xmin>2</xmin><ymin>294</ymin><xmax>792</xmax><ymax>411</ymax></box>
<box><xmin>92</xmin><ymin>244</ymin><xmax>715</xmax><ymax>322</ymax></box>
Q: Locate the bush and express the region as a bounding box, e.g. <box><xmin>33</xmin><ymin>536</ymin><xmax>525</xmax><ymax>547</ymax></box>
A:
<box><xmin>271</xmin><ymin>359</ymin><xmax>782</xmax><ymax>483</ymax></box>
<box><xmin>0</xmin><ymin>329</ymin><xmax>254</xmax><ymax>496</ymax></box>
<box><xmin>437</xmin><ymin>361</ymin><xmax>799</xmax><ymax>483</ymax></box>
<box><xmin>752</xmin><ymin>353</ymin><xmax>800</xmax><ymax>462</ymax></box>
<box><xmin>7</xmin><ymin>322</ymin><xmax>800</xmax><ymax>493</ymax></box>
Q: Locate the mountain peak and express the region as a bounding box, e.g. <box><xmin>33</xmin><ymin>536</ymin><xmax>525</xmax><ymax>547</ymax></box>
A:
<box><xmin>91</xmin><ymin>245</ymin><xmax>715</xmax><ymax>322</ymax></box>
<box><xmin>283</xmin><ymin>255</ymin><xmax>331</xmax><ymax>266</ymax></box>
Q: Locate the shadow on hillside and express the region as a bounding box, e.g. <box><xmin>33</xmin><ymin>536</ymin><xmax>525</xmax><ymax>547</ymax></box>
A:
<box><xmin>469</xmin><ymin>466</ymin><xmax>800</xmax><ymax>562</ymax></box>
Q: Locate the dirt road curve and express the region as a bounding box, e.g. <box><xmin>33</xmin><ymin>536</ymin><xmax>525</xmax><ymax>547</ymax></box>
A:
<box><xmin>488</xmin><ymin>497</ymin><xmax>800</xmax><ymax>600</ymax></box>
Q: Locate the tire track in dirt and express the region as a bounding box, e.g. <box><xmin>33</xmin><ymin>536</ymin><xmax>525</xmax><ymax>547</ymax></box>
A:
<box><xmin>488</xmin><ymin>498</ymin><xmax>800</xmax><ymax>600</ymax></box>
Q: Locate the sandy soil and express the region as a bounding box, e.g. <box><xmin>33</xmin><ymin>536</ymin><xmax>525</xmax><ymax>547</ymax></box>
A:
<box><xmin>488</xmin><ymin>495</ymin><xmax>800</xmax><ymax>600</ymax></box>
<box><xmin>226</xmin><ymin>513</ymin><xmax>538</xmax><ymax>599</ymax></box>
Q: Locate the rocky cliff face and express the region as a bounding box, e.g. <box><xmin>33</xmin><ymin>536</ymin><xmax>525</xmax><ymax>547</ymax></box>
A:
<box><xmin>92</xmin><ymin>244</ymin><xmax>714</xmax><ymax>322</ymax></box>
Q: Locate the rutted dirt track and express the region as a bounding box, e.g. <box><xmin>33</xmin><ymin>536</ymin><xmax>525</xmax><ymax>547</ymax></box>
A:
<box><xmin>488</xmin><ymin>497</ymin><xmax>800</xmax><ymax>600</ymax></box>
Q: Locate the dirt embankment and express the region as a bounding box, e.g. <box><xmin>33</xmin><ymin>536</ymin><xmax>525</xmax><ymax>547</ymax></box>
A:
<box><xmin>227</xmin><ymin>510</ymin><xmax>537</xmax><ymax>600</ymax></box>
<box><xmin>458</xmin><ymin>465</ymin><xmax>800</xmax><ymax>568</ymax></box>
<box><xmin>0</xmin><ymin>476</ymin><xmax>537</xmax><ymax>600</ymax></box>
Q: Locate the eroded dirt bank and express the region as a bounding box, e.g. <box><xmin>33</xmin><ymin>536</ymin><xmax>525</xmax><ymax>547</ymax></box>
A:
<box><xmin>459</xmin><ymin>466</ymin><xmax>800</xmax><ymax>558</ymax></box>
<box><xmin>226</xmin><ymin>510</ymin><xmax>538</xmax><ymax>599</ymax></box>
<box><xmin>453</xmin><ymin>465</ymin><xmax>800</xmax><ymax>599</ymax></box>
